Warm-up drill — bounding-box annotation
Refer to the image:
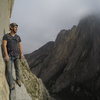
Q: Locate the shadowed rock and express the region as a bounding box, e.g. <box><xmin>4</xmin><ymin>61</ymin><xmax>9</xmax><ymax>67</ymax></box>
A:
<box><xmin>25</xmin><ymin>16</ymin><xmax>100</xmax><ymax>100</ymax></box>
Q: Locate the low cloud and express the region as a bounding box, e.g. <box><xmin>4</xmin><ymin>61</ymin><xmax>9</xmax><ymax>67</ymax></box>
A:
<box><xmin>11</xmin><ymin>0</ymin><xmax>100</xmax><ymax>54</ymax></box>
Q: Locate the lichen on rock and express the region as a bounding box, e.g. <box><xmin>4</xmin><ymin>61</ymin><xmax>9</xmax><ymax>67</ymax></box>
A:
<box><xmin>19</xmin><ymin>58</ymin><xmax>52</xmax><ymax>100</ymax></box>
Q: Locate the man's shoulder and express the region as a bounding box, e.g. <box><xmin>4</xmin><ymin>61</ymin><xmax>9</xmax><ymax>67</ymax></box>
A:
<box><xmin>15</xmin><ymin>34</ymin><xmax>21</xmax><ymax>42</ymax></box>
<box><xmin>16</xmin><ymin>34</ymin><xmax>20</xmax><ymax>37</ymax></box>
<box><xmin>2</xmin><ymin>33</ymin><xmax>9</xmax><ymax>40</ymax></box>
<box><xmin>3</xmin><ymin>33</ymin><xmax>9</xmax><ymax>38</ymax></box>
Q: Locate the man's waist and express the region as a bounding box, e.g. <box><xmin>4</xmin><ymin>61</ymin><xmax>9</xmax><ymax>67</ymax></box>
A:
<box><xmin>8</xmin><ymin>51</ymin><xmax>20</xmax><ymax>57</ymax></box>
<box><xmin>9</xmin><ymin>54</ymin><xmax>20</xmax><ymax>59</ymax></box>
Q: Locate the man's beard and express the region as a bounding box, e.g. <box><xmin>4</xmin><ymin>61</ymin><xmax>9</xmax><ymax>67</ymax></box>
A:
<box><xmin>13</xmin><ymin>30</ymin><xmax>17</xmax><ymax>33</ymax></box>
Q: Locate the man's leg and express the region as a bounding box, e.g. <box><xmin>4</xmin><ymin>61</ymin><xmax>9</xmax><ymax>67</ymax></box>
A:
<box><xmin>6</xmin><ymin>57</ymin><xmax>15</xmax><ymax>90</ymax></box>
<box><xmin>14</xmin><ymin>58</ymin><xmax>21</xmax><ymax>87</ymax></box>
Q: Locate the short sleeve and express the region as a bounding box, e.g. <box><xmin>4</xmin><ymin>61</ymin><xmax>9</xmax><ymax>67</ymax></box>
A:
<box><xmin>2</xmin><ymin>34</ymin><xmax>8</xmax><ymax>41</ymax></box>
<box><xmin>18</xmin><ymin>36</ymin><xmax>21</xmax><ymax>42</ymax></box>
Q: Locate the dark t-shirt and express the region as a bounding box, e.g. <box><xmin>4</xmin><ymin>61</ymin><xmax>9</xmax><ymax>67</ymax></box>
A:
<box><xmin>3</xmin><ymin>33</ymin><xmax>21</xmax><ymax>57</ymax></box>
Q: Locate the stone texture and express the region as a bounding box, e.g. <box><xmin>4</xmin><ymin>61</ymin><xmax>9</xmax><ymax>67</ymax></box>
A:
<box><xmin>10</xmin><ymin>62</ymin><xmax>32</xmax><ymax>100</ymax></box>
<box><xmin>0</xmin><ymin>48</ymin><xmax>9</xmax><ymax>100</ymax></box>
<box><xmin>6</xmin><ymin>53</ymin><xmax>52</xmax><ymax>100</ymax></box>
<box><xmin>0</xmin><ymin>0</ymin><xmax>14</xmax><ymax>100</ymax></box>
<box><xmin>0</xmin><ymin>0</ymin><xmax>13</xmax><ymax>40</ymax></box>
<box><xmin>19</xmin><ymin>58</ymin><xmax>52</xmax><ymax>100</ymax></box>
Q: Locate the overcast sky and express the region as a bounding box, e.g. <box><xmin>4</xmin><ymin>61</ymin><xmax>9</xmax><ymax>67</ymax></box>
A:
<box><xmin>11</xmin><ymin>0</ymin><xmax>100</xmax><ymax>54</ymax></box>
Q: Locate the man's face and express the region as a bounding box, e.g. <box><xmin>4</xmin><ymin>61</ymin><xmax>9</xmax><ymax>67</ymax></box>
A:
<box><xmin>10</xmin><ymin>26</ymin><xmax>18</xmax><ymax>33</ymax></box>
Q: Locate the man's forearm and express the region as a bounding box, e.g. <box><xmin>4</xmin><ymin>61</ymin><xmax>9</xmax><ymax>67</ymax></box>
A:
<box><xmin>3</xmin><ymin>45</ymin><xmax>9</xmax><ymax>57</ymax></box>
<box><xmin>2</xmin><ymin>40</ymin><xmax>9</xmax><ymax>57</ymax></box>
<box><xmin>19</xmin><ymin>42</ymin><xmax>23</xmax><ymax>56</ymax></box>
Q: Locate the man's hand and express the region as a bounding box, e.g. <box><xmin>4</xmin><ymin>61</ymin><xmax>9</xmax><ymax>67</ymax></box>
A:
<box><xmin>4</xmin><ymin>55</ymin><xmax>10</xmax><ymax>61</ymax></box>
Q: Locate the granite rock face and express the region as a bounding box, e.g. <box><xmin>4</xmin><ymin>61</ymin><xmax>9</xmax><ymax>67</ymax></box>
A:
<box><xmin>9</xmin><ymin>58</ymin><xmax>53</xmax><ymax>100</ymax></box>
<box><xmin>0</xmin><ymin>0</ymin><xmax>14</xmax><ymax>99</ymax></box>
<box><xmin>2</xmin><ymin>54</ymin><xmax>52</xmax><ymax>100</ymax></box>
<box><xmin>19</xmin><ymin>58</ymin><xmax>52</xmax><ymax>100</ymax></box>
<box><xmin>25</xmin><ymin>16</ymin><xmax>100</xmax><ymax>100</ymax></box>
<box><xmin>0</xmin><ymin>49</ymin><xmax>9</xmax><ymax>100</ymax></box>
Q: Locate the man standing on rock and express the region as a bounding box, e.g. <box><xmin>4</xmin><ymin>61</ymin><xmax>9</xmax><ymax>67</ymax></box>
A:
<box><xmin>2</xmin><ymin>23</ymin><xmax>24</xmax><ymax>90</ymax></box>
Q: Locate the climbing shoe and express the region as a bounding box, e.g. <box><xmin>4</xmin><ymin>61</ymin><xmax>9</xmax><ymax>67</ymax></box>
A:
<box><xmin>16</xmin><ymin>80</ymin><xmax>21</xmax><ymax>87</ymax></box>
<box><xmin>10</xmin><ymin>83</ymin><xmax>15</xmax><ymax>90</ymax></box>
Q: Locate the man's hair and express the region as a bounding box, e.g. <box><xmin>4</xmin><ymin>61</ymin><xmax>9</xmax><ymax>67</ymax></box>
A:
<box><xmin>9</xmin><ymin>23</ymin><xmax>18</xmax><ymax>30</ymax></box>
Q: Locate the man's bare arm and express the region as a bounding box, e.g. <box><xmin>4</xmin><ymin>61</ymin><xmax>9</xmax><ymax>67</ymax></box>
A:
<box><xmin>2</xmin><ymin>40</ymin><xmax>9</xmax><ymax>61</ymax></box>
<box><xmin>18</xmin><ymin>42</ymin><xmax>24</xmax><ymax>58</ymax></box>
<box><xmin>2</xmin><ymin>40</ymin><xmax>8</xmax><ymax>56</ymax></box>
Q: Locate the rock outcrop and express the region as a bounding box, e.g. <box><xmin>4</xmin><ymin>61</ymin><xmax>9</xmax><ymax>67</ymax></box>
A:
<box><xmin>19</xmin><ymin>58</ymin><xmax>52</xmax><ymax>100</ymax></box>
<box><xmin>25</xmin><ymin>16</ymin><xmax>100</xmax><ymax>100</ymax></box>
<box><xmin>9</xmin><ymin>58</ymin><xmax>52</xmax><ymax>100</ymax></box>
<box><xmin>25</xmin><ymin>41</ymin><xmax>54</xmax><ymax>76</ymax></box>
<box><xmin>0</xmin><ymin>0</ymin><xmax>52</xmax><ymax>100</ymax></box>
<box><xmin>0</xmin><ymin>0</ymin><xmax>14</xmax><ymax>99</ymax></box>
